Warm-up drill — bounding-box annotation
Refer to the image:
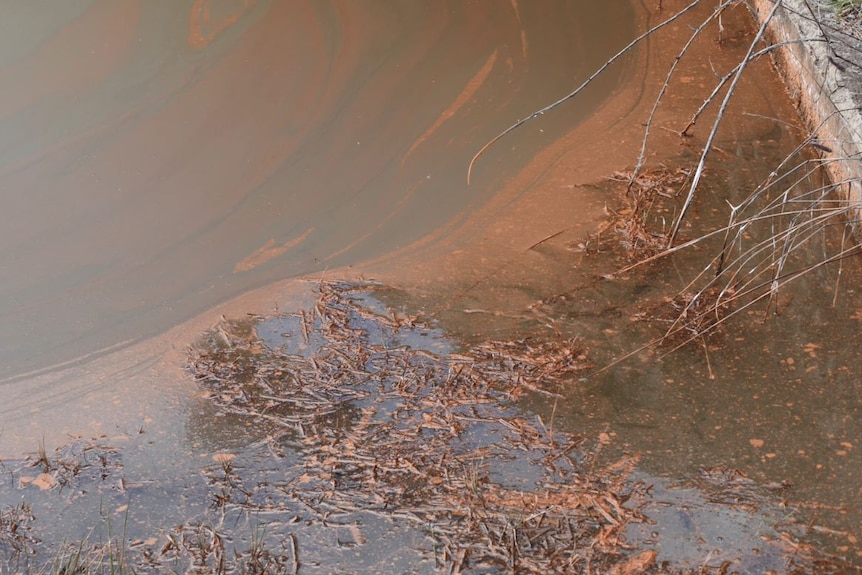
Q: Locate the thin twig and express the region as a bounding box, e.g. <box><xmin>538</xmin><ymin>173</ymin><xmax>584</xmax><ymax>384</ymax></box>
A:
<box><xmin>668</xmin><ymin>0</ymin><xmax>784</xmax><ymax>246</ymax></box>
<box><xmin>631</xmin><ymin>0</ymin><xmax>735</xmax><ymax>186</ymax></box>
<box><xmin>466</xmin><ymin>0</ymin><xmax>704</xmax><ymax>185</ymax></box>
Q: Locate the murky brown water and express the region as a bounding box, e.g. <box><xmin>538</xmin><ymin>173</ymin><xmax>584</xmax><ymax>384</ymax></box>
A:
<box><xmin>0</xmin><ymin>0</ymin><xmax>633</xmax><ymax>445</ymax></box>
<box><xmin>3</xmin><ymin>0</ymin><xmax>862</xmax><ymax>571</ymax></box>
<box><xmin>359</xmin><ymin>1</ymin><xmax>862</xmax><ymax>566</ymax></box>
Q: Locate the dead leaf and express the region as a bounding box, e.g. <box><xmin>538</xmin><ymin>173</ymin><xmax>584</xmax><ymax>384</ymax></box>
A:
<box><xmin>608</xmin><ymin>550</ymin><xmax>658</xmax><ymax>575</ymax></box>
<box><xmin>803</xmin><ymin>342</ymin><xmax>821</xmax><ymax>357</ymax></box>
<box><xmin>212</xmin><ymin>453</ymin><xmax>235</xmax><ymax>464</ymax></box>
<box><xmin>32</xmin><ymin>473</ymin><xmax>57</xmax><ymax>491</ymax></box>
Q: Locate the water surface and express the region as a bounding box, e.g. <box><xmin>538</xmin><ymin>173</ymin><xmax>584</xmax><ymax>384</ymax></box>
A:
<box><xmin>0</xmin><ymin>0</ymin><xmax>634</xmax><ymax>430</ymax></box>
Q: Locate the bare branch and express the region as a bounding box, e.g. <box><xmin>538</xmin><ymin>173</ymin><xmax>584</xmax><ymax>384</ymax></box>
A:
<box><xmin>466</xmin><ymin>0</ymin><xmax>704</xmax><ymax>185</ymax></box>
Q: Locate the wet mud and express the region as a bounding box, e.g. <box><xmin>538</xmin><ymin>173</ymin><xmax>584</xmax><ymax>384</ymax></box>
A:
<box><xmin>3</xmin><ymin>0</ymin><xmax>862</xmax><ymax>572</ymax></box>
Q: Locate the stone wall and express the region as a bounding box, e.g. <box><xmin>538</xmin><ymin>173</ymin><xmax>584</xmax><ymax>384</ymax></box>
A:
<box><xmin>749</xmin><ymin>0</ymin><xmax>862</xmax><ymax>230</ymax></box>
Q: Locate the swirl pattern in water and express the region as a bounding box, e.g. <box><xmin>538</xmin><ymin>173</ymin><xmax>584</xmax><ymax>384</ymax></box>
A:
<box><xmin>0</xmin><ymin>0</ymin><xmax>633</xmax><ymax>381</ymax></box>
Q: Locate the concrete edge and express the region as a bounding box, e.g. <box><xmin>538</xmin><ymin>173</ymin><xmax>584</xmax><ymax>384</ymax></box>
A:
<box><xmin>748</xmin><ymin>0</ymin><xmax>862</xmax><ymax>229</ymax></box>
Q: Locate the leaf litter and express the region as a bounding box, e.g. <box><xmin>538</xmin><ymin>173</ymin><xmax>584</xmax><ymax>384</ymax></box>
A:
<box><xmin>182</xmin><ymin>280</ymin><xmax>845</xmax><ymax>574</ymax></box>
<box><xmin>0</xmin><ymin>279</ymin><xmax>853</xmax><ymax>573</ymax></box>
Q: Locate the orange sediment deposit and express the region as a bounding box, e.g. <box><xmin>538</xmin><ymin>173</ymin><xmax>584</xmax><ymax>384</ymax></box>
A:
<box><xmin>233</xmin><ymin>227</ymin><xmax>315</xmax><ymax>273</ymax></box>
<box><xmin>187</xmin><ymin>0</ymin><xmax>255</xmax><ymax>49</ymax></box>
<box><xmin>401</xmin><ymin>49</ymin><xmax>499</xmax><ymax>166</ymax></box>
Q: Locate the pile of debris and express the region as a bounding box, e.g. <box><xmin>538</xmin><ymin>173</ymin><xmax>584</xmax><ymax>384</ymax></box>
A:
<box><xmin>188</xmin><ymin>281</ymin><xmax>657</xmax><ymax>574</ymax></box>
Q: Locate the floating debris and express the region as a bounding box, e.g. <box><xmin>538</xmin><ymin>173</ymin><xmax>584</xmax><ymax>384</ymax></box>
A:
<box><xmin>603</xmin><ymin>168</ymin><xmax>692</xmax><ymax>260</ymax></box>
<box><xmin>186</xmin><ymin>281</ymin><xmax>665</xmax><ymax>573</ymax></box>
<box><xmin>0</xmin><ymin>280</ymin><xmax>851</xmax><ymax>573</ymax></box>
<box><xmin>184</xmin><ymin>281</ymin><xmax>843</xmax><ymax>574</ymax></box>
<box><xmin>0</xmin><ymin>502</ymin><xmax>36</xmax><ymax>567</ymax></box>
